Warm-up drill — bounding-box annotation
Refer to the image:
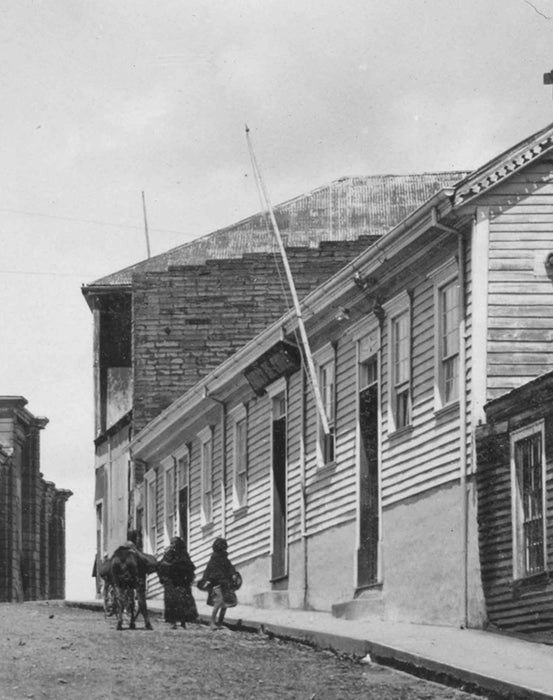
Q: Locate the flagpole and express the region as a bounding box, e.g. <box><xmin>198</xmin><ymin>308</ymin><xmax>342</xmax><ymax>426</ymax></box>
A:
<box><xmin>245</xmin><ymin>125</ymin><xmax>330</xmax><ymax>434</ymax></box>
<box><xmin>141</xmin><ymin>191</ymin><xmax>152</xmax><ymax>259</ymax></box>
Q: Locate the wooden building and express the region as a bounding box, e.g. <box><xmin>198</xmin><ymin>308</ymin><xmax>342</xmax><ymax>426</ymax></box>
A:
<box><xmin>0</xmin><ymin>396</ymin><xmax>72</xmax><ymax>601</ymax></box>
<box><xmin>82</xmin><ymin>173</ymin><xmax>462</xmax><ymax>581</ymax></box>
<box><xmin>476</xmin><ymin>371</ymin><xmax>553</xmax><ymax>635</ymax></box>
<box><xmin>129</xmin><ymin>120</ymin><xmax>553</xmax><ymax>629</ymax></box>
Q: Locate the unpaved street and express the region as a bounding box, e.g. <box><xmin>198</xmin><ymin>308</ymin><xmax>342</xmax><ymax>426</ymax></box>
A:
<box><xmin>0</xmin><ymin>603</ymin><xmax>481</xmax><ymax>700</ymax></box>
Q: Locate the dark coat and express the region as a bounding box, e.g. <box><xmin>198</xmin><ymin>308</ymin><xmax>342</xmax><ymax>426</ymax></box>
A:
<box><xmin>158</xmin><ymin>544</ymin><xmax>196</xmax><ymax>587</ymax></box>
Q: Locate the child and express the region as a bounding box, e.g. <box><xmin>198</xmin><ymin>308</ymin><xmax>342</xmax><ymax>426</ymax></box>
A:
<box><xmin>198</xmin><ymin>537</ymin><xmax>240</xmax><ymax>630</ymax></box>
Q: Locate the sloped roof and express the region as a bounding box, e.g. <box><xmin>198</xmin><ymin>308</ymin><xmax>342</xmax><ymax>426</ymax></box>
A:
<box><xmin>454</xmin><ymin>119</ymin><xmax>553</xmax><ymax>205</ymax></box>
<box><xmin>86</xmin><ymin>172</ymin><xmax>468</xmax><ymax>288</ymax></box>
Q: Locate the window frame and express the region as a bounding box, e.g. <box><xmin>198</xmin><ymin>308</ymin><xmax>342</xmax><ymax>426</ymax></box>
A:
<box><xmin>230</xmin><ymin>404</ymin><xmax>248</xmax><ymax>511</ymax></box>
<box><xmin>384</xmin><ymin>292</ymin><xmax>412</xmax><ymax>433</ymax></box>
<box><xmin>315</xmin><ymin>343</ymin><xmax>336</xmax><ymax>468</ymax></box>
<box><xmin>430</xmin><ymin>260</ymin><xmax>460</xmax><ymax>411</ymax></box>
<box><xmin>174</xmin><ymin>445</ymin><xmax>190</xmax><ymax>544</ymax></box>
<box><xmin>144</xmin><ymin>469</ymin><xmax>157</xmax><ymax>555</ymax></box>
<box><xmin>163</xmin><ymin>459</ymin><xmax>176</xmax><ymax>544</ymax></box>
<box><xmin>199</xmin><ymin>426</ymin><xmax>214</xmax><ymax>526</ymax></box>
<box><xmin>510</xmin><ymin>420</ymin><xmax>547</xmax><ymax>580</ymax></box>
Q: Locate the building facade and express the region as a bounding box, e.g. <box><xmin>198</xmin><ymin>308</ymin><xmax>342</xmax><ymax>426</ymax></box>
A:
<box><xmin>0</xmin><ymin>396</ymin><xmax>72</xmax><ymax>601</ymax></box>
<box><xmin>476</xmin><ymin>371</ymin><xmax>553</xmax><ymax>636</ymax></box>
<box><xmin>129</xmin><ymin>120</ymin><xmax>553</xmax><ymax>629</ymax></box>
<box><xmin>83</xmin><ymin>174</ymin><xmax>464</xmax><ymax>578</ymax></box>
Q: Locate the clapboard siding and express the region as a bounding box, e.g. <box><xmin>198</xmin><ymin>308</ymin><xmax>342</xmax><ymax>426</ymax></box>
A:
<box><xmin>379</xmin><ymin>239</ymin><xmax>466</xmax><ymax>506</ymax></box>
<box><xmin>476</xmin><ymin>159</ymin><xmax>553</xmax><ymax>401</ymax></box>
<box><xmin>226</xmin><ymin>393</ymin><xmax>272</xmax><ymax>565</ymax></box>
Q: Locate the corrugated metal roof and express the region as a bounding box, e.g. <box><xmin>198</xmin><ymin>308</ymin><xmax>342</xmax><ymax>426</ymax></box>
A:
<box><xmin>86</xmin><ymin>172</ymin><xmax>468</xmax><ymax>288</ymax></box>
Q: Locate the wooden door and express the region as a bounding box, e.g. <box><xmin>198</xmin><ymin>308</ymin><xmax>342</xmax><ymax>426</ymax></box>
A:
<box><xmin>357</xmin><ymin>382</ymin><xmax>379</xmax><ymax>588</ymax></box>
<box><xmin>271</xmin><ymin>414</ymin><xmax>287</xmax><ymax>581</ymax></box>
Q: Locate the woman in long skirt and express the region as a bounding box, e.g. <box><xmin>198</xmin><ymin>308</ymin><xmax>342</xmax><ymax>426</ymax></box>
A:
<box><xmin>158</xmin><ymin>536</ymin><xmax>198</xmax><ymax>629</ymax></box>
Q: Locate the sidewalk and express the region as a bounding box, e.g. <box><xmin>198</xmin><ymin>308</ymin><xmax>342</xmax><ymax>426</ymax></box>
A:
<box><xmin>67</xmin><ymin>598</ymin><xmax>553</xmax><ymax>700</ymax></box>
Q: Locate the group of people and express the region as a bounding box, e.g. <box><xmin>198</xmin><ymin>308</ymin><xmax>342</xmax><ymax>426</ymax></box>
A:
<box><xmin>156</xmin><ymin>535</ymin><xmax>241</xmax><ymax>630</ymax></box>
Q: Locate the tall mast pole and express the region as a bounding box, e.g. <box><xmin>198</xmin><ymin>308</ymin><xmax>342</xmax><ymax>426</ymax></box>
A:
<box><xmin>141</xmin><ymin>190</ymin><xmax>152</xmax><ymax>259</ymax></box>
<box><xmin>245</xmin><ymin>125</ymin><xmax>330</xmax><ymax>434</ymax></box>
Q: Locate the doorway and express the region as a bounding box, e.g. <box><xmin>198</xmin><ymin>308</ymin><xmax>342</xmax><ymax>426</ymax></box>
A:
<box><xmin>271</xmin><ymin>394</ymin><xmax>287</xmax><ymax>584</ymax></box>
<box><xmin>357</xmin><ymin>354</ymin><xmax>380</xmax><ymax>589</ymax></box>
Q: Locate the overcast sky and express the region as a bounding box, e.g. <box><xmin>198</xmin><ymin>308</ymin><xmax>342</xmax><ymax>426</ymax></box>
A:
<box><xmin>2</xmin><ymin>0</ymin><xmax>553</xmax><ymax>599</ymax></box>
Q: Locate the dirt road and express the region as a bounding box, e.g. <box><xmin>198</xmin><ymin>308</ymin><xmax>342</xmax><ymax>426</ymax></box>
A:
<box><xmin>0</xmin><ymin>602</ymin><xmax>481</xmax><ymax>699</ymax></box>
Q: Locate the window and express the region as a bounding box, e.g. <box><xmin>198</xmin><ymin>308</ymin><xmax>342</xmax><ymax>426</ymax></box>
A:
<box><xmin>176</xmin><ymin>450</ymin><xmax>189</xmax><ymax>492</ymax></box>
<box><xmin>164</xmin><ymin>464</ymin><xmax>176</xmax><ymax>541</ymax></box>
<box><xmin>231</xmin><ymin>405</ymin><xmax>248</xmax><ymax>510</ymax></box>
<box><xmin>200</xmin><ymin>428</ymin><xmax>213</xmax><ymax>525</ymax></box>
<box><xmin>316</xmin><ymin>346</ymin><xmax>336</xmax><ymax>466</ymax></box>
<box><xmin>511</xmin><ymin>422</ymin><xmax>546</xmax><ymax>579</ymax></box>
<box><xmin>439</xmin><ymin>280</ymin><xmax>459</xmax><ymax>404</ymax></box>
<box><xmin>431</xmin><ymin>260</ymin><xmax>460</xmax><ymax>410</ymax></box>
<box><xmin>145</xmin><ymin>473</ymin><xmax>156</xmax><ymax>554</ymax></box>
<box><xmin>391</xmin><ymin>310</ymin><xmax>410</xmax><ymax>429</ymax></box>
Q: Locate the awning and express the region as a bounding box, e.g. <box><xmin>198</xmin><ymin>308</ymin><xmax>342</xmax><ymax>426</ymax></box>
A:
<box><xmin>243</xmin><ymin>341</ymin><xmax>301</xmax><ymax>396</ymax></box>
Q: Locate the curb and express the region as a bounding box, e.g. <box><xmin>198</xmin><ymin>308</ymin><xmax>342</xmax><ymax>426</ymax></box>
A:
<box><xmin>65</xmin><ymin>601</ymin><xmax>553</xmax><ymax>700</ymax></box>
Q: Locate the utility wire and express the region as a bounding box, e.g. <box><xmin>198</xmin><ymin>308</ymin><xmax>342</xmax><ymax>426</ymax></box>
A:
<box><xmin>0</xmin><ymin>269</ymin><xmax>99</xmax><ymax>278</ymax></box>
<box><xmin>0</xmin><ymin>206</ymin><xmax>196</xmax><ymax>239</ymax></box>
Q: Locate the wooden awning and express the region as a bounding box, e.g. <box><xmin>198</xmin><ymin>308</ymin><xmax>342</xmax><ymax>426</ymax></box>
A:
<box><xmin>243</xmin><ymin>341</ymin><xmax>301</xmax><ymax>396</ymax></box>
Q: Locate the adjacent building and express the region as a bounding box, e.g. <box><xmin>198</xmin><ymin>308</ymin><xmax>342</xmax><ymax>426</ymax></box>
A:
<box><xmin>129</xmin><ymin>120</ymin><xmax>553</xmax><ymax>630</ymax></box>
<box><xmin>0</xmin><ymin>396</ymin><xmax>72</xmax><ymax>601</ymax></box>
<box><xmin>476</xmin><ymin>371</ymin><xmax>553</xmax><ymax>636</ymax></box>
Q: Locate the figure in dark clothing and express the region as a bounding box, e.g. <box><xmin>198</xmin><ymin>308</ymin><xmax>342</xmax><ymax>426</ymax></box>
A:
<box><xmin>198</xmin><ymin>537</ymin><xmax>240</xmax><ymax>630</ymax></box>
<box><xmin>158</xmin><ymin>536</ymin><xmax>198</xmax><ymax>629</ymax></box>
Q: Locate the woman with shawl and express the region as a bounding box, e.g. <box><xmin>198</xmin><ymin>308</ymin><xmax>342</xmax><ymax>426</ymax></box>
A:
<box><xmin>198</xmin><ymin>537</ymin><xmax>241</xmax><ymax>630</ymax></box>
<box><xmin>158</xmin><ymin>536</ymin><xmax>198</xmax><ymax>629</ymax></box>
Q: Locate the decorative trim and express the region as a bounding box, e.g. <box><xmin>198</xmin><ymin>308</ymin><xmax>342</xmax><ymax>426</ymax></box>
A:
<box><xmin>455</xmin><ymin>132</ymin><xmax>553</xmax><ymax>205</ymax></box>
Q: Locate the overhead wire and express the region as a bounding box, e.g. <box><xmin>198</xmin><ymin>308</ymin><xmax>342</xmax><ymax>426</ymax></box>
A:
<box><xmin>0</xmin><ymin>206</ymin><xmax>197</xmax><ymax>239</ymax></box>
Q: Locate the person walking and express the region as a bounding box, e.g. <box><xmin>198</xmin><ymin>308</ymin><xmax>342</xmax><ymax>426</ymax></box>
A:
<box><xmin>158</xmin><ymin>536</ymin><xmax>198</xmax><ymax>629</ymax></box>
<box><xmin>198</xmin><ymin>537</ymin><xmax>241</xmax><ymax>630</ymax></box>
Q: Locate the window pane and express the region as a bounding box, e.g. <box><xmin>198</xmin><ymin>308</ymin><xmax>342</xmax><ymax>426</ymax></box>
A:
<box><xmin>395</xmin><ymin>388</ymin><xmax>409</xmax><ymax>429</ymax></box>
<box><xmin>443</xmin><ymin>356</ymin><xmax>459</xmax><ymax>403</ymax></box>
<box><xmin>202</xmin><ymin>439</ymin><xmax>213</xmax><ymax>522</ymax></box>
<box><xmin>393</xmin><ymin>313</ymin><xmax>409</xmax><ymax>385</ymax></box>
<box><xmin>441</xmin><ymin>283</ymin><xmax>459</xmax><ymax>358</ymax></box>
<box><xmin>360</xmin><ymin>355</ymin><xmax>378</xmax><ymax>388</ymax></box>
<box><xmin>515</xmin><ymin>433</ymin><xmax>544</xmax><ymax>576</ymax></box>
<box><xmin>319</xmin><ymin>358</ymin><xmax>336</xmax><ymax>463</ymax></box>
<box><xmin>234</xmin><ymin>418</ymin><xmax>248</xmax><ymax>507</ymax></box>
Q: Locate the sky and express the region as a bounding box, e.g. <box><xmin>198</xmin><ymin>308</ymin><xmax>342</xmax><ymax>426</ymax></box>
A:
<box><xmin>1</xmin><ymin>0</ymin><xmax>553</xmax><ymax>600</ymax></box>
